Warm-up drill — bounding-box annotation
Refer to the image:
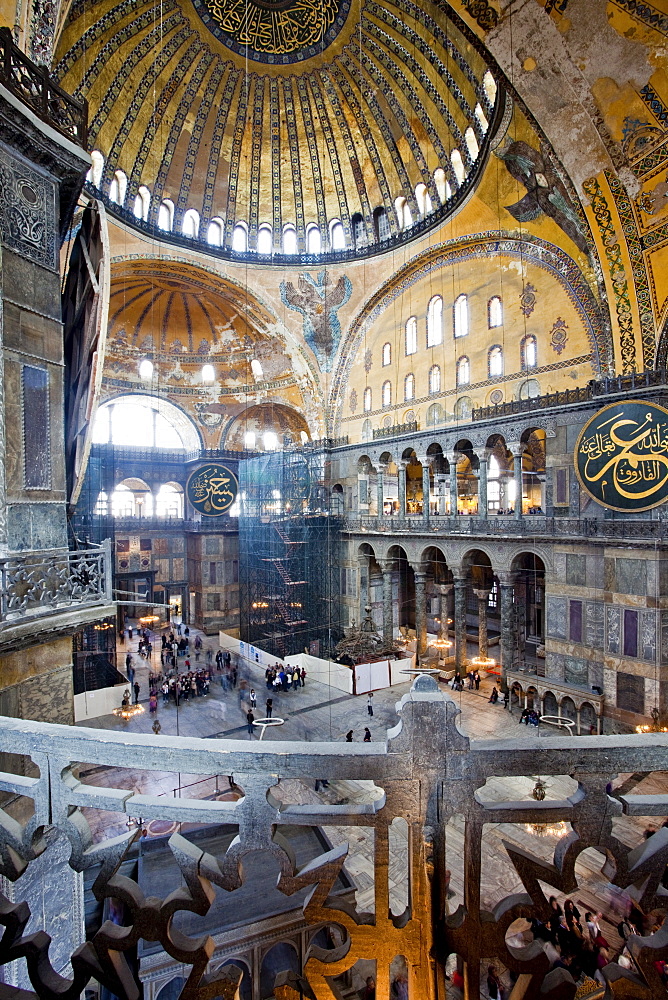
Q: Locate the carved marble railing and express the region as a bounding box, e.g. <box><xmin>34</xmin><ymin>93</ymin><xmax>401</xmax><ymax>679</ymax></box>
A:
<box><xmin>0</xmin><ymin>28</ymin><xmax>87</xmax><ymax>145</ymax></box>
<box><xmin>0</xmin><ymin>679</ymin><xmax>666</xmax><ymax>998</ymax></box>
<box><xmin>0</xmin><ymin>540</ymin><xmax>111</xmax><ymax>624</ymax></box>
<box><xmin>344</xmin><ymin>514</ymin><xmax>667</xmax><ymax>539</ymax></box>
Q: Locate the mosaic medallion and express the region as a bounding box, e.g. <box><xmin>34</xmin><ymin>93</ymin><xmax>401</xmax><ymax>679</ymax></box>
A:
<box><xmin>191</xmin><ymin>0</ymin><xmax>352</xmax><ymax>63</ymax></box>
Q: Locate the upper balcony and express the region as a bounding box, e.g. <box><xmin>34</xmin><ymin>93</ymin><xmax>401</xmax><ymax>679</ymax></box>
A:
<box><xmin>344</xmin><ymin>513</ymin><xmax>667</xmax><ymax>542</ymax></box>
<box><xmin>0</xmin><ymin>27</ymin><xmax>87</xmax><ymax>146</ymax></box>
<box><xmin>0</xmin><ymin>540</ymin><xmax>114</xmax><ymax>650</ymax></box>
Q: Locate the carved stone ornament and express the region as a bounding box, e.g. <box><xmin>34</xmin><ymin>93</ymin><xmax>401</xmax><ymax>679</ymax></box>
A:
<box><xmin>0</xmin><ymin>146</ymin><xmax>57</xmax><ymax>270</ymax></box>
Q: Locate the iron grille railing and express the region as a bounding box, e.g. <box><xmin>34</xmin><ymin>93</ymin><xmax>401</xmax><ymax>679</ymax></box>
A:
<box><xmin>344</xmin><ymin>514</ymin><xmax>667</xmax><ymax>539</ymax></box>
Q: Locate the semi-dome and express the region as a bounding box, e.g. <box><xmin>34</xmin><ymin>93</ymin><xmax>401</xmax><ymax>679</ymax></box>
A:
<box><xmin>55</xmin><ymin>0</ymin><xmax>501</xmax><ymax>258</ymax></box>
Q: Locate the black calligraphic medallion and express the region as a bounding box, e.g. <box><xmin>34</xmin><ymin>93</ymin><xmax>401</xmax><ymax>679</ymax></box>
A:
<box><xmin>574</xmin><ymin>400</ymin><xmax>668</xmax><ymax>512</ymax></box>
<box><xmin>186</xmin><ymin>464</ymin><xmax>238</xmax><ymax>517</ymax></box>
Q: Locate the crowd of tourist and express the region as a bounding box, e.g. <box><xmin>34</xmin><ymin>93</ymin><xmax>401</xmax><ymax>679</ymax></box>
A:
<box><xmin>265</xmin><ymin>663</ymin><xmax>307</xmax><ymax>691</ymax></box>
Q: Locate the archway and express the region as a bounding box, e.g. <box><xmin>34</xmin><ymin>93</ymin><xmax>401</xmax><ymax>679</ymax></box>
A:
<box><xmin>223</xmin><ymin>403</ymin><xmax>310</xmax><ymax>451</ymax></box>
<box><xmin>260</xmin><ymin>941</ymin><xmax>299</xmax><ymax>999</ymax></box>
<box><xmin>511</xmin><ymin>553</ymin><xmax>546</xmax><ymax>668</ymax></box>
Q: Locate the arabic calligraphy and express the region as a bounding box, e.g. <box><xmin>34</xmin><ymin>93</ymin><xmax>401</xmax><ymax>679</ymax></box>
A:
<box><xmin>575</xmin><ymin>400</ymin><xmax>668</xmax><ymax>512</ymax></box>
<box><xmin>193</xmin><ymin>0</ymin><xmax>348</xmax><ymax>60</ymax></box>
<box><xmin>187</xmin><ymin>464</ymin><xmax>238</xmax><ymax>517</ymax></box>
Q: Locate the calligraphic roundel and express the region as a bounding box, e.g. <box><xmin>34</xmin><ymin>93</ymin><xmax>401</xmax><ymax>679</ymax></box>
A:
<box><xmin>575</xmin><ymin>400</ymin><xmax>668</xmax><ymax>512</ymax></box>
<box><xmin>187</xmin><ymin>464</ymin><xmax>238</xmax><ymax>517</ymax></box>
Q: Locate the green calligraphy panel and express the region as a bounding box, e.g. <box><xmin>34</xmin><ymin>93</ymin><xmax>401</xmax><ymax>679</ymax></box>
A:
<box><xmin>186</xmin><ymin>464</ymin><xmax>238</xmax><ymax>516</ymax></box>
<box><xmin>574</xmin><ymin>399</ymin><xmax>668</xmax><ymax>512</ymax></box>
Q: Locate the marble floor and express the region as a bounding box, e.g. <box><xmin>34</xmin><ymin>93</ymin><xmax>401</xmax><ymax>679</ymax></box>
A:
<box><xmin>74</xmin><ymin>625</ymin><xmax>666</xmax><ymax>997</ymax></box>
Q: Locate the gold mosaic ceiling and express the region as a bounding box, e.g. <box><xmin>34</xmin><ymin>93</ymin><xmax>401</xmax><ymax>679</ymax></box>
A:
<box><xmin>54</xmin><ymin>0</ymin><xmax>498</xmax><ymax>253</ymax></box>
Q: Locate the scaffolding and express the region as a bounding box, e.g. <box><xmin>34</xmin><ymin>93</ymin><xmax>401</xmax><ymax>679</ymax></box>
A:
<box><xmin>239</xmin><ymin>450</ymin><xmax>343</xmax><ymax>659</ymax></box>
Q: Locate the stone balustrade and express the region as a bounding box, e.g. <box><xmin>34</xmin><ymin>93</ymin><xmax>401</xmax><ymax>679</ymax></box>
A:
<box><xmin>0</xmin><ymin>677</ymin><xmax>665</xmax><ymax>997</ymax></box>
<box><xmin>0</xmin><ymin>540</ymin><xmax>112</xmax><ymax>626</ymax></box>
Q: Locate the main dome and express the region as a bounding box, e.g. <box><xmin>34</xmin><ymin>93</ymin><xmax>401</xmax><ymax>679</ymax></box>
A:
<box><xmin>54</xmin><ymin>0</ymin><xmax>501</xmax><ymax>257</ymax></box>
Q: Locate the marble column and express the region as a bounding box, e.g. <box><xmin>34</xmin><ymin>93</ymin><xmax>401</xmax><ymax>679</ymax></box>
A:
<box><xmin>544</xmin><ymin>467</ymin><xmax>554</xmax><ymax>517</ymax></box>
<box><xmin>414</xmin><ymin>571</ymin><xmax>428</xmax><ymax>655</ymax></box>
<box><xmin>439</xmin><ymin>583</ymin><xmax>453</xmax><ymax>640</ymax></box>
<box><xmin>513</xmin><ymin>451</ymin><xmax>523</xmax><ymax>520</ymax></box>
<box><xmin>499</xmin><ymin>577</ymin><xmax>516</xmax><ymax>679</ymax></box>
<box><xmin>449</xmin><ymin>456</ymin><xmax>458</xmax><ymax>518</ymax></box>
<box><xmin>376</xmin><ymin>466</ymin><xmax>385</xmax><ymax>518</ymax></box>
<box><xmin>473</xmin><ymin>589</ymin><xmax>490</xmax><ymax>658</ymax></box>
<box><xmin>381</xmin><ymin>562</ymin><xmax>394</xmax><ymax>646</ymax></box>
<box><xmin>420</xmin><ymin>460</ymin><xmax>431</xmax><ymax>525</ymax></box>
<box><xmin>454</xmin><ymin>577</ymin><xmax>467</xmax><ymax>672</ymax></box>
<box><xmin>478</xmin><ymin>457</ymin><xmax>487</xmax><ymax>520</ymax></box>
<box><xmin>436</xmin><ymin>475</ymin><xmax>447</xmax><ymax>516</ymax></box>
<box><xmin>397</xmin><ymin>464</ymin><xmax>407</xmax><ymax>519</ymax></box>
<box><xmin>358</xmin><ymin>555</ymin><xmax>369</xmax><ymax>622</ymax></box>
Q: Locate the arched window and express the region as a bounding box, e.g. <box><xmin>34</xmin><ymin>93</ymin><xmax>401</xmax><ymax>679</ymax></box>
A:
<box><xmin>158</xmin><ymin>199</ymin><xmax>174</xmax><ymax>231</ymax></box>
<box><xmin>155</xmin><ymin>483</ymin><xmax>184</xmax><ymax>518</ymax></box>
<box><xmin>519</xmin><ymin>378</ymin><xmax>541</xmax><ymax>400</ymax></box>
<box><xmin>521</xmin><ymin>334</ymin><xmax>538</xmax><ymax>369</ymax></box>
<box><xmin>329</xmin><ymin>219</ymin><xmax>345</xmax><ymax>250</ymax></box>
<box><xmin>394</xmin><ymin>196</ymin><xmax>412</xmax><ymax>230</ymax></box>
<box><xmin>87</xmin><ymin>150</ymin><xmax>104</xmax><ymax>188</ymax></box>
<box><xmin>415</xmin><ymin>183</ymin><xmax>431</xmax><ymax>216</ymax></box>
<box><xmin>488</xmin><ymin>346</ymin><xmax>503</xmax><ymax>377</ymax></box>
<box><xmin>404</xmin><ymin>373</ymin><xmax>415</xmax><ymax>401</ymax></box>
<box><xmin>139</xmin><ymin>359</ymin><xmax>154</xmax><ymax>380</ymax></box>
<box><xmin>232</xmin><ymin>223</ymin><xmax>248</xmax><ymax>252</ymax></box>
<box><xmin>434</xmin><ymin>168</ymin><xmax>447</xmax><ymax>204</ymax></box>
<box><xmin>451</xmin><ymin>149</ymin><xmax>466</xmax><ymax>185</ymax></box>
<box><xmin>351</xmin><ymin>213</ymin><xmax>366</xmax><ymax>247</ymax></box>
<box><xmin>133</xmin><ymin>186</ymin><xmax>150</xmax><ymax>221</ymax></box>
<box><xmin>382</xmin><ymin>380</ymin><xmax>392</xmax><ymax>407</ymax></box>
<box><xmin>483</xmin><ymin>70</ymin><xmax>497</xmax><ymax>106</ymax></box>
<box><xmin>244</xmin><ymin>431</ymin><xmax>256</xmax><ymax>449</ymax></box>
<box><xmin>92</xmin><ymin>396</ymin><xmax>199</xmax><ymax>450</ymax></box>
<box><xmin>465</xmin><ymin>127</ymin><xmax>479</xmax><ymax>161</ymax></box>
<box><xmin>251</xmin><ymin>359</ymin><xmax>264</xmax><ymax>381</ymax></box>
<box><xmin>109</xmin><ymin>169</ymin><xmax>127</xmax><ymax>205</ymax></box>
<box><xmin>94</xmin><ymin>491</ymin><xmax>108</xmax><ymax>515</ymax></box>
<box><xmin>488</xmin><ymin>295</ymin><xmax>502</xmax><ymax>328</ymax></box>
<box><xmin>257</xmin><ymin>225</ymin><xmax>272</xmax><ymax>254</ymax></box>
<box><xmin>429</xmin><ymin>364</ymin><xmax>441</xmax><ymax>394</ymax></box>
<box><xmin>487</xmin><ymin>455</ymin><xmax>500</xmax><ymax>511</ymax></box>
<box><xmin>182</xmin><ymin>208</ymin><xmax>199</xmax><ymax>238</ymax></box>
<box><xmin>456</xmin><ymin>355</ymin><xmax>470</xmax><ymax>386</ymax></box>
<box><xmin>111</xmin><ymin>483</ymin><xmax>135</xmax><ymax>518</ymax></box>
<box><xmin>283</xmin><ymin>225</ymin><xmax>297</xmax><ymax>254</ymax></box>
<box><xmin>306</xmin><ymin>224</ymin><xmax>321</xmax><ymax>254</ymax></box>
<box><xmin>382</xmin><ymin>343</ymin><xmax>391</xmax><ymax>366</ymax></box>
<box><xmin>454</xmin><ymin>293</ymin><xmax>468</xmax><ymax>338</ymax></box>
<box><xmin>207</xmin><ymin>218</ymin><xmax>224</xmax><ymax>246</ymax></box>
<box><xmin>427</xmin><ymin>295</ymin><xmax>443</xmax><ymax>347</ymax></box>
<box><xmin>405</xmin><ymin>316</ymin><xmax>418</xmax><ymax>355</ymax></box>
<box><xmin>373</xmin><ymin>206</ymin><xmax>390</xmax><ymax>241</ymax></box>
<box><xmin>201</xmin><ymin>364</ymin><xmax>215</xmax><ymax>383</ymax></box>
<box><xmin>363</xmin><ymin>387</ymin><xmax>372</xmax><ymax>412</ymax></box>
<box><xmin>474</xmin><ymin>102</ymin><xmax>489</xmax><ymax>132</ymax></box>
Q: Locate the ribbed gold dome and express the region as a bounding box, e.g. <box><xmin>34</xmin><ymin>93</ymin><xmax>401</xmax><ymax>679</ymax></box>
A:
<box><xmin>55</xmin><ymin>0</ymin><xmax>499</xmax><ymax>255</ymax></box>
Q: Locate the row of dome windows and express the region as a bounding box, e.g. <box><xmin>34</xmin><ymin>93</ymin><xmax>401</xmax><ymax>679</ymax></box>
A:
<box><xmin>128</xmin><ymin>359</ymin><xmax>265</xmax><ymax>383</ymax></box>
<box><xmin>364</xmin><ymin>337</ymin><xmax>538</xmax><ymax>410</ymax></box>
<box><xmin>87</xmin><ymin>73</ymin><xmax>496</xmax><ymax>253</ymax></box>
<box><xmin>386</xmin><ymin>293</ymin><xmax>506</xmax><ymax>361</ymax></box>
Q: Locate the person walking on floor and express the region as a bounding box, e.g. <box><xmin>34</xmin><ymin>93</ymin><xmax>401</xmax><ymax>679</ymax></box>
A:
<box><xmin>266</xmin><ymin>698</ymin><xmax>273</xmax><ymax>718</ymax></box>
<box><xmin>364</xmin><ymin>727</ymin><xmax>371</xmax><ymax>742</ymax></box>
<box><xmin>246</xmin><ymin>709</ymin><xmax>255</xmax><ymax>736</ymax></box>
<box><xmin>250</xmin><ymin>688</ymin><xmax>257</xmax><ymax>709</ymax></box>
<box><xmin>133</xmin><ymin>681</ymin><xmax>140</xmax><ymax>704</ymax></box>
<box><xmin>367</xmin><ymin>692</ymin><xmax>374</xmax><ymax>717</ymax></box>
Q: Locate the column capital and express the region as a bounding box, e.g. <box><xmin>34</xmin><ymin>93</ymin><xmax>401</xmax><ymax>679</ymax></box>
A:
<box><xmin>379</xmin><ymin>559</ymin><xmax>396</xmax><ymax>574</ymax></box>
<box><xmin>439</xmin><ymin>582</ymin><xmax>454</xmax><ymax>596</ymax></box>
<box><xmin>472</xmin><ymin>588</ymin><xmax>491</xmax><ymax>600</ymax></box>
<box><xmin>497</xmin><ymin>572</ymin><xmax>518</xmax><ymax>587</ymax></box>
<box><xmin>416</xmin><ymin>454</ymin><xmax>434</xmax><ymax>467</ymax></box>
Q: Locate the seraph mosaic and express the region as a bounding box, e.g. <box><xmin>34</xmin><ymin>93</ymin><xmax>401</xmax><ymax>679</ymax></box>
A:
<box><xmin>281</xmin><ymin>271</ymin><xmax>352</xmax><ymax>372</ymax></box>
